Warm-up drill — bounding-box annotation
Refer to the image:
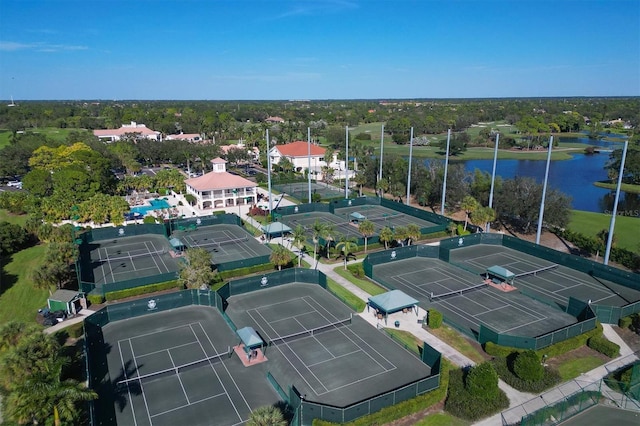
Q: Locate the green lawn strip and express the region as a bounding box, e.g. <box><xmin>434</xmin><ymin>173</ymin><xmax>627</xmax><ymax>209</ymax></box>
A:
<box><xmin>0</xmin><ymin>209</ymin><xmax>29</xmax><ymax>226</ymax></box>
<box><xmin>0</xmin><ymin>129</ymin><xmax>12</xmax><ymax>148</ymax></box>
<box><xmin>427</xmin><ymin>325</ymin><xmax>488</xmax><ymax>364</ymax></box>
<box><xmin>593</xmin><ymin>181</ymin><xmax>640</xmax><ymax>194</ymax></box>
<box><xmin>568</xmin><ymin>210</ymin><xmax>640</xmax><ymax>252</ymax></box>
<box><xmin>332</xmin><ymin>265</ymin><xmax>386</xmax><ymax>295</ymax></box>
<box><xmin>556</xmin><ymin>356</ymin><xmax>606</xmax><ymax>381</ymax></box>
<box><xmin>0</xmin><ymin>245</ymin><xmax>50</xmax><ymax>324</ymax></box>
<box><xmin>325</xmin><ymin>277</ymin><xmax>366</xmax><ymax>312</ymax></box>
<box><xmin>414</xmin><ymin>413</ymin><xmax>470</xmax><ymax>426</ymax></box>
<box><xmin>384</xmin><ymin>328</ymin><xmax>423</xmax><ymax>356</ymax></box>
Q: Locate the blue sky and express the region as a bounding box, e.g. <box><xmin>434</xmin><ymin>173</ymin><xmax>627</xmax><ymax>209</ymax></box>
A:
<box><xmin>1</xmin><ymin>0</ymin><xmax>638</xmax><ymax>100</ymax></box>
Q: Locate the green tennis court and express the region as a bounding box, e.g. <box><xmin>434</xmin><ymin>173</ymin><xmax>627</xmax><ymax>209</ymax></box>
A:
<box><xmin>448</xmin><ymin>245</ymin><xmax>640</xmax><ymax>308</ymax></box>
<box><xmin>171</xmin><ymin>224</ymin><xmax>271</xmax><ymax>265</ymax></box>
<box><xmin>334</xmin><ymin>204</ymin><xmax>438</xmax><ymax>230</ymax></box>
<box><xmin>281</xmin><ymin>211</ymin><xmax>362</xmax><ymax>240</ymax></box>
<box><xmin>82</xmin><ymin>234</ymin><xmax>180</xmax><ymax>286</ymax></box>
<box><xmin>273</xmin><ymin>181</ymin><xmax>345</xmax><ymax>201</ymax></box>
<box><xmin>558</xmin><ymin>404</ymin><xmax>640</xmax><ymax>425</ymax></box>
<box><xmin>225</xmin><ymin>283</ymin><xmax>432</xmax><ymax>407</ymax></box>
<box><xmin>102</xmin><ymin>306</ymin><xmax>280</xmax><ymax>426</ymax></box>
<box><xmin>373</xmin><ymin>257</ymin><xmax>578</xmax><ymax>337</ymax></box>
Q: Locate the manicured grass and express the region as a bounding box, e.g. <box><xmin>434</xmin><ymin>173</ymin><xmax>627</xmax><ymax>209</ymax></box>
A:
<box><xmin>0</xmin><ymin>129</ymin><xmax>12</xmax><ymax>148</ymax></box>
<box><xmin>556</xmin><ymin>356</ymin><xmax>606</xmax><ymax>381</ymax></box>
<box><xmin>0</xmin><ymin>244</ymin><xmax>50</xmax><ymax>324</ymax></box>
<box><xmin>326</xmin><ymin>277</ymin><xmax>366</xmax><ymax>312</ymax></box>
<box><xmin>594</xmin><ymin>181</ymin><xmax>640</xmax><ymax>194</ymax></box>
<box><xmin>385</xmin><ymin>328</ymin><xmax>423</xmax><ymax>356</ymax></box>
<box><xmin>428</xmin><ymin>325</ymin><xmax>488</xmax><ymax>364</ymax></box>
<box><xmin>568</xmin><ymin>210</ymin><xmax>640</xmax><ymax>253</ymax></box>
<box><xmin>0</xmin><ymin>209</ymin><xmax>29</xmax><ymax>226</ymax></box>
<box><xmin>332</xmin><ymin>266</ymin><xmax>387</xmax><ymax>295</ymax></box>
<box><xmin>415</xmin><ymin>413</ymin><xmax>470</xmax><ymax>426</ymax></box>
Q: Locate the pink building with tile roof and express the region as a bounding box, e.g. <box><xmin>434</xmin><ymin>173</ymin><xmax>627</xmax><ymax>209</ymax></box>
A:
<box><xmin>93</xmin><ymin>121</ymin><xmax>161</xmax><ymax>142</ymax></box>
<box><xmin>184</xmin><ymin>157</ymin><xmax>257</xmax><ymax>210</ymax></box>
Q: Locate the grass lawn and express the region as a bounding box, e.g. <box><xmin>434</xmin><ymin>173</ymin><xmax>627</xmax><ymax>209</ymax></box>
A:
<box><xmin>0</xmin><ymin>244</ymin><xmax>50</xmax><ymax>324</ymax></box>
<box><xmin>332</xmin><ymin>265</ymin><xmax>387</xmax><ymax>296</ymax></box>
<box><xmin>0</xmin><ymin>209</ymin><xmax>29</xmax><ymax>226</ymax></box>
<box><xmin>326</xmin><ymin>277</ymin><xmax>366</xmax><ymax>312</ymax></box>
<box><xmin>0</xmin><ymin>129</ymin><xmax>12</xmax><ymax>148</ymax></box>
<box><xmin>568</xmin><ymin>210</ymin><xmax>640</xmax><ymax>253</ymax></box>
<box><xmin>556</xmin><ymin>355</ymin><xmax>606</xmax><ymax>381</ymax></box>
<box><xmin>594</xmin><ymin>181</ymin><xmax>640</xmax><ymax>194</ymax></box>
<box><xmin>415</xmin><ymin>413</ymin><xmax>470</xmax><ymax>426</ymax></box>
<box><xmin>428</xmin><ymin>325</ymin><xmax>488</xmax><ymax>364</ymax></box>
<box><xmin>385</xmin><ymin>328</ymin><xmax>423</xmax><ymax>356</ymax></box>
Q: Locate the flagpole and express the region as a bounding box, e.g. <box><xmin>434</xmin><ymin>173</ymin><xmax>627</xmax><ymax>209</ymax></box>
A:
<box><xmin>307</xmin><ymin>127</ymin><xmax>312</xmax><ymax>203</ymax></box>
<box><xmin>406</xmin><ymin>127</ymin><xmax>414</xmax><ymax>205</ymax></box>
<box><xmin>345</xmin><ymin>125</ymin><xmax>349</xmax><ymax>199</ymax></box>
<box><xmin>487</xmin><ymin>133</ymin><xmax>500</xmax><ymax>233</ymax></box>
<box><xmin>535</xmin><ymin>136</ymin><xmax>553</xmax><ymax>245</ymax></box>
<box><xmin>604</xmin><ymin>140</ymin><xmax>628</xmax><ymax>265</ymax></box>
<box><xmin>441</xmin><ymin>129</ymin><xmax>451</xmax><ymax>215</ymax></box>
<box><xmin>378</xmin><ymin>124</ymin><xmax>384</xmax><ymax>197</ymax></box>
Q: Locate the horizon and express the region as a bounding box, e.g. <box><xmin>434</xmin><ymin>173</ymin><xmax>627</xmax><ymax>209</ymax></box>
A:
<box><xmin>1</xmin><ymin>0</ymin><xmax>639</xmax><ymax>100</ymax></box>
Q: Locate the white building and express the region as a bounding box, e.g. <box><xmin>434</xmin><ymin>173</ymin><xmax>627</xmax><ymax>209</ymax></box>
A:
<box><xmin>93</xmin><ymin>121</ymin><xmax>162</xmax><ymax>142</ymax></box>
<box><xmin>184</xmin><ymin>158</ymin><xmax>257</xmax><ymax>210</ymax></box>
<box><xmin>268</xmin><ymin>141</ymin><xmax>351</xmax><ymax>181</ymax></box>
<box><xmin>165</xmin><ymin>133</ymin><xmax>203</xmax><ymax>143</ymax></box>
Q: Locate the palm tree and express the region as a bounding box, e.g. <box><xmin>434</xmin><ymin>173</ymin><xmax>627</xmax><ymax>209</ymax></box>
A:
<box><xmin>393</xmin><ymin>226</ymin><xmax>409</xmax><ymax>247</ymax></box>
<box><xmin>353</xmin><ymin>170</ymin><xmax>368</xmax><ymax>197</ymax></box>
<box><xmin>310</xmin><ymin>220</ymin><xmax>328</xmax><ymax>269</ymax></box>
<box><xmin>0</xmin><ymin>322</ymin><xmax>40</xmax><ymax>354</ymax></box>
<box><xmin>247</xmin><ymin>405</ymin><xmax>287</xmax><ymax>426</ymax></box>
<box><xmin>461</xmin><ymin>195</ymin><xmax>480</xmax><ymax>231</ymax></box>
<box><xmin>376</xmin><ymin>178</ymin><xmax>389</xmax><ymax>198</ymax></box>
<box><xmin>378</xmin><ymin>226</ymin><xmax>394</xmax><ymax>250</ymax></box>
<box><xmin>472</xmin><ymin>205</ymin><xmax>496</xmax><ymax>232</ymax></box>
<box><xmin>358</xmin><ymin>220</ymin><xmax>375</xmax><ymax>252</ymax></box>
<box><xmin>291</xmin><ymin>224</ymin><xmax>307</xmax><ymax>267</ymax></box>
<box><xmin>336</xmin><ymin>237</ymin><xmax>358</xmax><ymax>270</ymax></box>
<box><xmin>406</xmin><ymin>223</ymin><xmax>421</xmax><ymax>245</ymax></box>
<box><xmin>321</xmin><ymin>223</ymin><xmax>336</xmax><ymax>265</ymax></box>
<box><xmin>270</xmin><ymin>244</ymin><xmax>291</xmax><ymax>271</ymax></box>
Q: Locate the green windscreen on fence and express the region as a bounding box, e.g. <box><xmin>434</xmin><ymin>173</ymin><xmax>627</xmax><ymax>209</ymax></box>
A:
<box><xmin>79</xmin><ymin>223</ymin><xmax>167</xmax><ymax>244</ymax></box>
<box><xmin>168</xmin><ymin>213</ymin><xmax>240</xmax><ymax>233</ymax></box>
<box><xmin>219</xmin><ymin>268</ymin><xmax>327</xmax><ymax>298</ymax></box>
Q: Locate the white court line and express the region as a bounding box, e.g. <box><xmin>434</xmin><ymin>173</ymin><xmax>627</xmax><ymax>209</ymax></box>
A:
<box><xmin>96</xmin><ymin>247</ymin><xmax>109</xmax><ymax>285</ymax></box>
<box><xmin>117</xmin><ymin>340</ymin><xmax>138</xmax><ymax>426</ymax></box>
<box><xmin>306</xmin><ymin>349</ymin><xmax>362</xmax><ymax>368</ymax></box>
<box><xmin>105</xmin><ymin>248</ymin><xmax>117</xmax><ymax>284</ymax></box>
<box><xmin>248</xmin><ymin>309</ymin><xmax>328</xmax><ymax>395</ymax></box>
<box><xmin>144</xmin><ymin>240</ymin><xmax>164</xmax><ymax>274</ymax></box>
<box><xmin>128</xmin><ymin>340</ymin><xmax>153</xmax><ymax>425</ymax></box>
<box><xmin>167</xmin><ymin>350</ymin><xmax>190</xmax><ymax>404</ymax></box>
<box><xmin>150</xmin><ymin>392</ymin><xmax>227</xmax><ymax>419</ymax></box>
<box><xmin>193</xmin><ymin>323</ymin><xmax>248</xmax><ymax>422</ymax></box>
<box><xmin>136</xmin><ymin>341</ymin><xmax>200</xmax><ymax>359</ymax></box>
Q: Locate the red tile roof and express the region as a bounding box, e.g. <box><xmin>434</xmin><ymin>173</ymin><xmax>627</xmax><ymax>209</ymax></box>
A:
<box><xmin>276</xmin><ymin>141</ymin><xmax>326</xmax><ymax>157</ymax></box>
<box><xmin>210</xmin><ymin>157</ymin><xmax>227</xmax><ymax>164</ymax></box>
<box><xmin>185</xmin><ymin>171</ymin><xmax>257</xmax><ymax>191</ymax></box>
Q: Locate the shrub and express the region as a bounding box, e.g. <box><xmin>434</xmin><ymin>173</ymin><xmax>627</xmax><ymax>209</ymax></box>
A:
<box><xmin>466</xmin><ymin>362</ymin><xmax>500</xmax><ymax>399</ymax></box>
<box><xmin>104</xmin><ymin>280</ymin><xmax>180</xmax><ymax>301</ymax></box>
<box><xmin>491</xmin><ymin>356</ymin><xmax>562</xmax><ymax>393</ymax></box>
<box><xmin>456</xmin><ymin>224</ymin><xmax>471</xmax><ymax>236</ymax></box>
<box><xmin>143</xmin><ymin>216</ymin><xmax>157</xmax><ymax>224</ymax></box>
<box><xmin>428</xmin><ymin>309</ymin><xmax>443</xmax><ymax>329</ymax></box>
<box><xmin>513</xmin><ymin>350</ymin><xmax>544</xmax><ymax>382</ymax></box>
<box><xmin>587</xmin><ymin>335</ymin><xmax>619</xmax><ymax>357</ymax></box>
<box><xmin>619</xmin><ymin>315</ymin><xmax>633</xmax><ymax>329</ymax></box>
<box><xmin>354</xmin><ymin>132</ymin><xmax>372</xmax><ymax>140</ymax></box>
<box><xmin>346</xmin><ymin>263</ymin><xmax>365</xmax><ymax>278</ymax></box>
<box><xmin>445</xmin><ymin>366</ymin><xmax>509</xmax><ymax>421</ymax></box>
<box><xmin>87</xmin><ymin>293</ymin><xmax>105</xmax><ymax>305</ymax></box>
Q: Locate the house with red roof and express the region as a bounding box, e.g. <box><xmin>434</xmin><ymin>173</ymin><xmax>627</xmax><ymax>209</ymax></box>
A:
<box><xmin>93</xmin><ymin>121</ymin><xmax>161</xmax><ymax>142</ymax></box>
<box><xmin>269</xmin><ymin>141</ymin><xmax>328</xmax><ymax>171</ymax></box>
<box><xmin>184</xmin><ymin>157</ymin><xmax>257</xmax><ymax>210</ymax></box>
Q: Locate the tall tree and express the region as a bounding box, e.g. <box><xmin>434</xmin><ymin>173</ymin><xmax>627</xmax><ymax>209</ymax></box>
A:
<box><xmin>269</xmin><ymin>244</ymin><xmax>291</xmax><ymax>271</ymax></box>
<box><xmin>460</xmin><ymin>196</ymin><xmax>480</xmax><ymax>231</ymax></box>
<box><xmin>358</xmin><ymin>220</ymin><xmax>375</xmax><ymax>253</ymax></box>
<box><xmin>310</xmin><ymin>220</ymin><xmax>328</xmax><ymax>269</ymax></box>
<box><xmin>178</xmin><ymin>248</ymin><xmax>216</xmax><ymax>289</ymax></box>
<box><xmin>335</xmin><ymin>237</ymin><xmax>358</xmax><ymax>270</ymax></box>
<box><xmin>378</xmin><ymin>226</ymin><xmax>394</xmax><ymax>250</ymax></box>
<box><xmin>291</xmin><ymin>224</ymin><xmax>307</xmax><ymax>267</ymax></box>
<box><xmin>406</xmin><ymin>224</ymin><xmax>422</xmax><ymax>245</ymax></box>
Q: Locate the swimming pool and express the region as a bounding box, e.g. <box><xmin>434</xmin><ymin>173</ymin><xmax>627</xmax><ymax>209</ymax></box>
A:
<box><xmin>129</xmin><ymin>198</ymin><xmax>171</xmax><ymax>216</ymax></box>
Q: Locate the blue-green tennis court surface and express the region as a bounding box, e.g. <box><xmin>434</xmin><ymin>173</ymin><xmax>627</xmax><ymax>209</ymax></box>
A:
<box><xmin>557</xmin><ymin>404</ymin><xmax>640</xmax><ymax>425</ymax></box>
<box><xmin>82</xmin><ymin>234</ymin><xmax>180</xmax><ymax>286</ymax></box>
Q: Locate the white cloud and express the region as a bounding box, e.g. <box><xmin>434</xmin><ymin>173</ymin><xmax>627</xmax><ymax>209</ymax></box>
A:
<box><xmin>0</xmin><ymin>41</ymin><xmax>88</xmax><ymax>52</ymax></box>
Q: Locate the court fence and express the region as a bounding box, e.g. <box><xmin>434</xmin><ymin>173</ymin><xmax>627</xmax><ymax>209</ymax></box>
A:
<box><xmin>439</xmin><ymin>232</ymin><xmax>640</xmax><ymax>324</ymax></box>
<box><xmin>77</xmin><ymin>223</ymin><xmax>167</xmax><ymax>244</ymax></box>
<box><xmin>166</xmin><ymin>213</ymin><xmax>241</xmax><ymax>234</ymax></box>
<box><xmin>84</xmin><ymin>289</ymin><xmax>224</xmax><ymax>426</ymax></box>
<box><xmin>217</xmin><ymin>267</ymin><xmax>327</xmax><ymax>299</ymax></box>
<box><xmin>364</xmin><ymin>242</ymin><xmax>599</xmax><ymax>350</ymax></box>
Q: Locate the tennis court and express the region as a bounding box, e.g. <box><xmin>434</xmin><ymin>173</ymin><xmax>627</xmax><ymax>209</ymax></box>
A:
<box><xmin>373</xmin><ymin>257</ymin><xmax>578</xmax><ymax>337</ymax></box>
<box><xmin>84</xmin><ymin>234</ymin><xmax>180</xmax><ymax>286</ymax></box>
<box><xmin>334</xmin><ymin>204</ymin><xmax>438</xmax><ymax>230</ymax></box>
<box><xmin>272</xmin><ymin>181</ymin><xmax>345</xmax><ymax>201</ymax></box>
<box><xmin>171</xmin><ymin>224</ymin><xmax>271</xmax><ymax>266</ymax></box>
<box><xmin>448</xmin><ymin>245</ymin><xmax>640</xmax><ymax>308</ymax></box>
<box><xmin>225</xmin><ymin>283</ymin><xmax>432</xmax><ymax>407</ymax></box>
<box><xmin>280</xmin><ymin>211</ymin><xmax>362</xmax><ymax>240</ymax></box>
<box><xmin>102</xmin><ymin>306</ymin><xmax>281</xmax><ymax>426</ymax></box>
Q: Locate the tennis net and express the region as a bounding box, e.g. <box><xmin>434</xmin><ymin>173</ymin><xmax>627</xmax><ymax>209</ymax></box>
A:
<box><xmin>514</xmin><ymin>264</ymin><xmax>559</xmax><ymax>278</ymax></box>
<box><xmin>366</xmin><ymin>213</ymin><xmax>404</xmax><ymax>223</ymax></box>
<box><xmin>429</xmin><ymin>282</ymin><xmax>487</xmax><ymax>302</ymax></box>
<box><xmin>268</xmin><ymin>317</ymin><xmax>351</xmax><ymax>346</ymax></box>
<box><xmin>190</xmin><ymin>236</ymin><xmax>248</xmax><ymax>250</ymax></box>
<box><xmin>95</xmin><ymin>249</ymin><xmax>167</xmax><ymax>263</ymax></box>
<box><xmin>115</xmin><ymin>348</ymin><xmax>231</xmax><ymax>388</ymax></box>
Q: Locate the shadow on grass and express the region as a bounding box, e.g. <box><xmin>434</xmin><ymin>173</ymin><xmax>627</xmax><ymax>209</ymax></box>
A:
<box><xmin>0</xmin><ymin>255</ymin><xmax>19</xmax><ymax>298</ymax></box>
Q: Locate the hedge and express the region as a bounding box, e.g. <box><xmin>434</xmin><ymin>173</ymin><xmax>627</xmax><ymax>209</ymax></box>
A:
<box><xmin>104</xmin><ymin>280</ymin><xmax>181</xmax><ymax>301</ymax></box>
<box><xmin>428</xmin><ymin>309</ymin><xmax>443</xmax><ymax>329</ymax></box>
<box><xmin>215</xmin><ymin>263</ymin><xmax>274</xmax><ymax>282</ymax></box>
<box><xmin>491</xmin><ymin>356</ymin><xmax>562</xmax><ymax>393</ymax></box>
<box><xmin>554</xmin><ymin>228</ymin><xmax>640</xmax><ymax>271</ymax></box>
<box><xmin>87</xmin><ymin>293</ymin><xmax>105</xmax><ymax>305</ymax></box>
<box><xmin>587</xmin><ymin>335</ymin><xmax>620</xmax><ymax>357</ymax></box>
<box><xmin>444</xmin><ymin>365</ymin><xmax>509</xmax><ymax>421</ymax></box>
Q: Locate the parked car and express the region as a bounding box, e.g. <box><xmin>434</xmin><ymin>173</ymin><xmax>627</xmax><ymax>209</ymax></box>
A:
<box><xmin>7</xmin><ymin>180</ymin><xmax>22</xmax><ymax>188</ymax></box>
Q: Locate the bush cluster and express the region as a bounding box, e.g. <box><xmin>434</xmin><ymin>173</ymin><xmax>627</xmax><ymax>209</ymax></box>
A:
<box><xmin>619</xmin><ymin>313</ymin><xmax>640</xmax><ymax>332</ymax></box>
<box><xmin>587</xmin><ymin>335</ymin><xmax>619</xmax><ymax>357</ymax></box>
<box><xmin>513</xmin><ymin>350</ymin><xmax>544</xmax><ymax>382</ymax></box>
<box><xmin>215</xmin><ymin>263</ymin><xmax>274</xmax><ymax>281</ymax></box>
<box><xmin>491</xmin><ymin>356</ymin><xmax>561</xmax><ymax>393</ymax></box>
<box><xmin>427</xmin><ymin>309</ymin><xmax>443</xmax><ymax>329</ymax></box>
<box><xmin>346</xmin><ymin>263</ymin><xmax>365</xmax><ymax>278</ymax></box>
<box><xmin>554</xmin><ymin>228</ymin><xmax>640</xmax><ymax>271</ymax></box>
<box><xmin>86</xmin><ymin>293</ymin><xmax>105</xmax><ymax>305</ymax></box>
<box><xmin>604</xmin><ymin>361</ymin><xmax>640</xmax><ymax>393</ymax></box>
<box><xmin>445</xmin><ymin>364</ymin><xmax>509</xmax><ymax>421</ymax></box>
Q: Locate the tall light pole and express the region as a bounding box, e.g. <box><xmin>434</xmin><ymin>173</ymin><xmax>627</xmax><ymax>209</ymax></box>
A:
<box><xmin>535</xmin><ymin>136</ymin><xmax>553</xmax><ymax>245</ymax></box>
<box><xmin>345</xmin><ymin>125</ymin><xmax>349</xmax><ymax>199</ymax></box>
<box><xmin>487</xmin><ymin>133</ymin><xmax>500</xmax><ymax>233</ymax></box>
<box><xmin>266</xmin><ymin>130</ymin><xmax>273</xmax><ymax>217</ymax></box>
<box><xmin>406</xmin><ymin>127</ymin><xmax>413</xmax><ymax>205</ymax></box>
<box><xmin>604</xmin><ymin>140</ymin><xmax>629</xmax><ymax>265</ymax></box>
<box><xmin>307</xmin><ymin>127</ymin><xmax>312</xmax><ymax>203</ymax></box>
<box><xmin>441</xmin><ymin>129</ymin><xmax>451</xmax><ymax>216</ymax></box>
<box><xmin>378</xmin><ymin>124</ymin><xmax>384</xmax><ymax>197</ymax></box>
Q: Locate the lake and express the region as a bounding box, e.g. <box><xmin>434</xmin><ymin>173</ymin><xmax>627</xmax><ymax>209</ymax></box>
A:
<box><xmin>445</xmin><ymin>137</ymin><xmax>638</xmax><ymax>215</ymax></box>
